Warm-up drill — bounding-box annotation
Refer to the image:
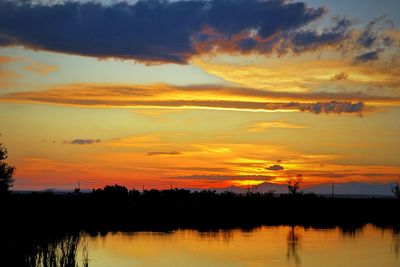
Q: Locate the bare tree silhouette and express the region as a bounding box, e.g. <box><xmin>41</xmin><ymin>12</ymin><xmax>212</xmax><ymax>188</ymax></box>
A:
<box><xmin>287</xmin><ymin>174</ymin><xmax>303</xmax><ymax>195</ymax></box>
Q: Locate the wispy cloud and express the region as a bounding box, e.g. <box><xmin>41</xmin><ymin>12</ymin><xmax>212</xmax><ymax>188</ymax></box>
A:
<box><xmin>0</xmin><ymin>55</ymin><xmax>20</xmax><ymax>88</ymax></box>
<box><xmin>0</xmin><ymin>55</ymin><xmax>18</xmax><ymax>64</ymax></box>
<box><xmin>353</xmin><ymin>49</ymin><xmax>383</xmax><ymax>64</ymax></box>
<box><xmin>249</xmin><ymin>122</ymin><xmax>307</xmax><ymax>132</ymax></box>
<box><xmin>147</xmin><ymin>151</ymin><xmax>180</xmax><ymax>156</ymax></box>
<box><xmin>24</xmin><ymin>62</ymin><xmax>58</xmax><ymax>76</ymax></box>
<box><xmin>193</xmin><ymin>57</ymin><xmax>400</xmax><ymax>98</ymax></box>
<box><xmin>171</xmin><ymin>174</ymin><xmax>274</xmax><ymax>181</ymax></box>
<box><xmin>64</xmin><ymin>139</ymin><xmax>101</xmax><ymax>145</ymax></box>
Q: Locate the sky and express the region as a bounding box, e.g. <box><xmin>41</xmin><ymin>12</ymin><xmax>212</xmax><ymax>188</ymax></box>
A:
<box><xmin>0</xmin><ymin>0</ymin><xmax>399</xmax><ymax>190</ymax></box>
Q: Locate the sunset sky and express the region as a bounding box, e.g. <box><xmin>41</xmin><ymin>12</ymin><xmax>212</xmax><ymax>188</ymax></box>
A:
<box><xmin>0</xmin><ymin>0</ymin><xmax>399</xmax><ymax>190</ymax></box>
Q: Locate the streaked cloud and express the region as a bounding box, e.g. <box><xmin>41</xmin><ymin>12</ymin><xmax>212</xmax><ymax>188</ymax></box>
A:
<box><xmin>193</xmin><ymin>57</ymin><xmax>400</xmax><ymax>98</ymax></box>
<box><xmin>353</xmin><ymin>49</ymin><xmax>382</xmax><ymax>64</ymax></box>
<box><xmin>0</xmin><ymin>55</ymin><xmax>18</xmax><ymax>64</ymax></box>
<box><xmin>147</xmin><ymin>151</ymin><xmax>180</xmax><ymax>156</ymax></box>
<box><xmin>64</xmin><ymin>139</ymin><xmax>101</xmax><ymax>145</ymax></box>
<box><xmin>1</xmin><ymin>82</ymin><xmax>391</xmax><ymax>114</ymax></box>
<box><xmin>24</xmin><ymin>62</ymin><xmax>58</xmax><ymax>76</ymax></box>
<box><xmin>249</xmin><ymin>122</ymin><xmax>307</xmax><ymax>132</ymax></box>
<box><xmin>0</xmin><ymin>55</ymin><xmax>20</xmax><ymax>88</ymax></box>
<box><xmin>170</xmin><ymin>174</ymin><xmax>274</xmax><ymax>181</ymax></box>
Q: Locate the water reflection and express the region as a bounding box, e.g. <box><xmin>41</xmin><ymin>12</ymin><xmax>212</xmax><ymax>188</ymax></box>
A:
<box><xmin>287</xmin><ymin>225</ymin><xmax>301</xmax><ymax>266</ymax></box>
<box><xmin>2</xmin><ymin>224</ymin><xmax>400</xmax><ymax>266</ymax></box>
<box><xmin>392</xmin><ymin>227</ymin><xmax>400</xmax><ymax>258</ymax></box>
<box><xmin>1</xmin><ymin>232</ymin><xmax>88</xmax><ymax>267</ymax></box>
<box><xmin>339</xmin><ymin>224</ymin><xmax>364</xmax><ymax>239</ymax></box>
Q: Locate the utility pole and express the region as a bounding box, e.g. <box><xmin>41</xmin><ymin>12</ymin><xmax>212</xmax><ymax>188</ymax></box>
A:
<box><xmin>331</xmin><ymin>183</ymin><xmax>335</xmax><ymax>198</ymax></box>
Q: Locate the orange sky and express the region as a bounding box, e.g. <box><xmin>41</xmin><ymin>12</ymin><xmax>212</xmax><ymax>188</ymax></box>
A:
<box><xmin>0</xmin><ymin>0</ymin><xmax>399</xmax><ymax>190</ymax></box>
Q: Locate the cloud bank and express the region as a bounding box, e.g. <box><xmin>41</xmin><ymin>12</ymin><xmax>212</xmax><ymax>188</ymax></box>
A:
<box><xmin>0</xmin><ymin>0</ymin><xmax>331</xmax><ymax>64</ymax></box>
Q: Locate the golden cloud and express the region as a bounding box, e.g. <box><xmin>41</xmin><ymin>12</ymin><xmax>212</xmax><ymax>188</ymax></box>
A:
<box><xmin>192</xmin><ymin>56</ymin><xmax>400</xmax><ymax>99</ymax></box>
<box><xmin>249</xmin><ymin>122</ymin><xmax>308</xmax><ymax>132</ymax></box>
<box><xmin>1</xmin><ymin>82</ymin><xmax>396</xmax><ymax>114</ymax></box>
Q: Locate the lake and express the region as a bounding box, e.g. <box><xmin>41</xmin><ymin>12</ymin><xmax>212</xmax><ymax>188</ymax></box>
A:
<box><xmin>83</xmin><ymin>224</ymin><xmax>399</xmax><ymax>267</ymax></box>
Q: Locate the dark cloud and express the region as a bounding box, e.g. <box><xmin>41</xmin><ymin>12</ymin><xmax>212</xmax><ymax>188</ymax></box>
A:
<box><xmin>0</xmin><ymin>34</ymin><xmax>15</xmax><ymax>46</ymax></box>
<box><xmin>0</xmin><ymin>0</ymin><xmax>326</xmax><ymax>64</ymax></box>
<box><xmin>352</xmin><ymin>16</ymin><xmax>397</xmax><ymax>63</ymax></box>
<box><xmin>297</xmin><ymin>101</ymin><xmax>365</xmax><ymax>114</ymax></box>
<box><xmin>288</xmin><ymin>18</ymin><xmax>352</xmax><ymax>54</ymax></box>
<box><xmin>147</xmin><ymin>151</ymin><xmax>180</xmax><ymax>156</ymax></box>
<box><xmin>383</xmin><ymin>36</ymin><xmax>394</xmax><ymax>47</ymax></box>
<box><xmin>266</xmin><ymin>164</ymin><xmax>284</xmax><ymax>171</ymax></box>
<box><xmin>357</xmin><ymin>19</ymin><xmax>379</xmax><ymax>49</ymax></box>
<box><xmin>64</xmin><ymin>139</ymin><xmax>101</xmax><ymax>145</ymax></box>
<box><xmin>354</xmin><ymin>49</ymin><xmax>382</xmax><ymax>64</ymax></box>
<box><xmin>357</xmin><ymin>16</ymin><xmax>394</xmax><ymax>49</ymax></box>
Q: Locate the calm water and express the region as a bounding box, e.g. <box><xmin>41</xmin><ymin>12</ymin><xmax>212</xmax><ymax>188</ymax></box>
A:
<box><xmin>84</xmin><ymin>224</ymin><xmax>399</xmax><ymax>267</ymax></box>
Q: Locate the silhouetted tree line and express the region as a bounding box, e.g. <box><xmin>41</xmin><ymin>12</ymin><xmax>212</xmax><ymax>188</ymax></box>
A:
<box><xmin>0</xmin><ymin>139</ymin><xmax>15</xmax><ymax>194</ymax></box>
<box><xmin>1</xmin><ymin>183</ymin><xmax>399</xmax><ymax>235</ymax></box>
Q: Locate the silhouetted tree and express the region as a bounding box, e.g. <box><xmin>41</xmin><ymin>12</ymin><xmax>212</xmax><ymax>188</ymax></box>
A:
<box><xmin>391</xmin><ymin>180</ymin><xmax>400</xmax><ymax>199</ymax></box>
<box><xmin>102</xmin><ymin>184</ymin><xmax>128</xmax><ymax>196</ymax></box>
<box><xmin>129</xmin><ymin>188</ymin><xmax>141</xmax><ymax>197</ymax></box>
<box><xmin>0</xmin><ymin>140</ymin><xmax>15</xmax><ymax>194</ymax></box>
<box><xmin>287</xmin><ymin>174</ymin><xmax>303</xmax><ymax>195</ymax></box>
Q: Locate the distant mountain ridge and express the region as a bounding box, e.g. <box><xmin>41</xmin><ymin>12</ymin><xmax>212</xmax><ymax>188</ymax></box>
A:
<box><xmin>209</xmin><ymin>182</ymin><xmax>395</xmax><ymax>197</ymax></box>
